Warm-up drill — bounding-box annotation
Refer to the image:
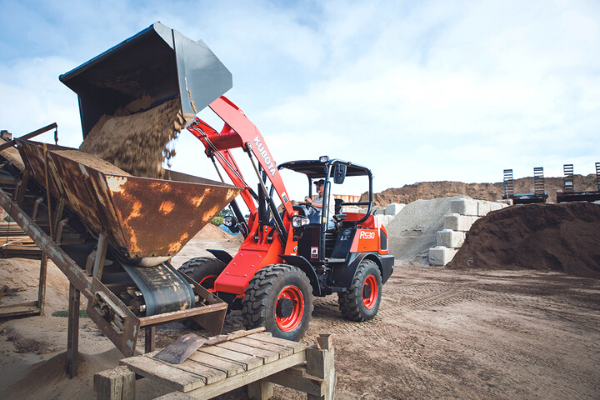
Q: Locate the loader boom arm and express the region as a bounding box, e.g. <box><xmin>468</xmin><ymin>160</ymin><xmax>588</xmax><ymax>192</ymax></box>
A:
<box><xmin>187</xmin><ymin>96</ymin><xmax>295</xmax><ymax>220</ymax></box>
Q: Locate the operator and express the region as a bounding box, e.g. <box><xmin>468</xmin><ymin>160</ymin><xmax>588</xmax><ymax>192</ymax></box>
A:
<box><xmin>304</xmin><ymin>179</ymin><xmax>336</xmax><ymax>228</ymax></box>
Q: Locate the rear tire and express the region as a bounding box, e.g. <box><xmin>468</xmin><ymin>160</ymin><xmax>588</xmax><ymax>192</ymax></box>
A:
<box><xmin>338</xmin><ymin>259</ymin><xmax>382</xmax><ymax>322</ymax></box>
<box><xmin>242</xmin><ymin>264</ymin><xmax>313</xmax><ymax>341</ymax></box>
<box><xmin>178</xmin><ymin>257</ymin><xmax>225</xmax><ymax>329</ymax></box>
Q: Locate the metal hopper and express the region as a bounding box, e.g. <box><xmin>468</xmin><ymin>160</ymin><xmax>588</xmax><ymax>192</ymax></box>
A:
<box><xmin>16</xmin><ymin>139</ymin><xmax>241</xmax><ymax>262</ymax></box>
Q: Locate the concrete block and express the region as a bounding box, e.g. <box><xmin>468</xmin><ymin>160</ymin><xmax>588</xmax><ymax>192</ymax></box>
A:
<box><xmin>375</xmin><ymin>214</ymin><xmax>394</xmax><ymax>227</ymax></box>
<box><xmin>477</xmin><ymin>201</ymin><xmax>491</xmax><ymax>216</ymax></box>
<box><xmin>444</xmin><ymin>213</ymin><xmax>478</xmax><ymax>232</ymax></box>
<box><xmin>490</xmin><ymin>202</ymin><xmax>505</xmax><ymax>211</ymax></box>
<box><xmin>436</xmin><ymin>229</ymin><xmax>466</xmax><ymax>248</ymax></box>
<box><xmin>429</xmin><ymin>246</ymin><xmax>458</xmax><ymax>266</ymax></box>
<box><xmin>385</xmin><ymin>203</ymin><xmax>405</xmax><ymax>216</ymax></box>
<box><xmin>450</xmin><ymin>198</ymin><xmax>478</xmax><ymax>216</ymax></box>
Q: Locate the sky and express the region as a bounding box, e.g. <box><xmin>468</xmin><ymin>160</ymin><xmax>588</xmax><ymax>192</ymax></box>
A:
<box><xmin>1</xmin><ymin>0</ymin><xmax>599</xmax><ymax>202</ymax></box>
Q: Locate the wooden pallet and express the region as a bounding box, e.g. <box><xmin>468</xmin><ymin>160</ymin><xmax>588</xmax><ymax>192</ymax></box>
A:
<box><xmin>94</xmin><ymin>331</ymin><xmax>335</xmax><ymax>400</ymax></box>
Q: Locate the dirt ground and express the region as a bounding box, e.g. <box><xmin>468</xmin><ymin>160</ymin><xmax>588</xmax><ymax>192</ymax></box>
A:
<box><xmin>1</xmin><ymin>234</ymin><xmax>599</xmax><ymax>399</ymax></box>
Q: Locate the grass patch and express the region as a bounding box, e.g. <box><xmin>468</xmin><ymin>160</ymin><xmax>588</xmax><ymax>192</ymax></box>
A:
<box><xmin>51</xmin><ymin>310</ymin><xmax>89</xmax><ymax>318</ymax></box>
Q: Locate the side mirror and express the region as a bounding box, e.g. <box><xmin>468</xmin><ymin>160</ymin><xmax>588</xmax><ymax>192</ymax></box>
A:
<box><xmin>333</xmin><ymin>164</ymin><xmax>347</xmax><ymax>184</ymax></box>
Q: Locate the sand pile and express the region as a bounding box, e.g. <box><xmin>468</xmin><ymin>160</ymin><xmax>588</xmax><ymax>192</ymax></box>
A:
<box><xmin>448</xmin><ymin>202</ymin><xmax>600</xmax><ymax>279</ymax></box>
<box><xmin>79</xmin><ymin>96</ymin><xmax>184</xmax><ymax>179</ymax></box>
<box><xmin>386</xmin><ymin>196</ymin><xmax>469</xmax><ymax>263</ymax></box>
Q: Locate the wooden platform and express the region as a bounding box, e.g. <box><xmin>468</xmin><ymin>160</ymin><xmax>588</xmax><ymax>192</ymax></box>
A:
<box><xmin>95</xmin><ymin>331</ymin><xmax>335</xmax><ymax>400</ymax></box>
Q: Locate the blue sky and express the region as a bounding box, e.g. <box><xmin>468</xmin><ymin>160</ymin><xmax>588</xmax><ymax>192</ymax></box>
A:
<box><xmin>1</xmin><ymin>0</ymin><xmax>599</xmax><ymax>200</ymax></box>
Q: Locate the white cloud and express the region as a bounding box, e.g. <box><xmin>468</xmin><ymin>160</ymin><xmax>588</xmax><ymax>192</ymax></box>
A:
<box><xmin>1</xmin><ymin>0</ymin><xmax>599</xmax><ymax>201</ymax></box>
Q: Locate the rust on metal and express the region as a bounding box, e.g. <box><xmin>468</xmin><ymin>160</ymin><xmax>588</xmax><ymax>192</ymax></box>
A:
<box><xmin>15</xmin><ymin>139</ymin><xmax>242</xmax><ymax>259</ymax></box>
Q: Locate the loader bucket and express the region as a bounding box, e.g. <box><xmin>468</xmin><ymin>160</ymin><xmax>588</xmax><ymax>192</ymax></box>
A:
<box><xmin>17</xmin><ymin>140</ymin><xmax>241</xmax><ymax>261</ymax></box>
<box><xmin>59</xmin><ymin>22</ymin><xmax>232</xmax><ymax>139</ymax></box>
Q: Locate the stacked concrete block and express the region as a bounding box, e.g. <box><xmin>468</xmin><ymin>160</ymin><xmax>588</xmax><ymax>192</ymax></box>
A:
<box><xmin>429</xmin><ymin>199</ymin><xmax>508</xmax><ymax>266</ymax></box>
<box><xmin>375</xmin><ymin>214</ymin><xmax>394</xmax><ymax>227</ymax></box>
<box><xmin>444</xmin><ymin>213</ymin><xmax>479</xmax><ymax>232</ymax></box>
<box><xmin>436</xmin><ymin>229</ymin><xmax>466</xmax><ymax>248</ymax></box>
<box><xmin>429</xmin><ymin>246</ymin><xmax>458</xmax><ymax>266</ymax></box>
<box><xmin>385</xmin><ymin>203</ymin><xmax>405</xmax><ymax>216</ymax></box>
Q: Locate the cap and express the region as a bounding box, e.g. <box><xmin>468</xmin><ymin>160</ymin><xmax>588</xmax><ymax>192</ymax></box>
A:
<box><xmin>314</xmin><ymin>179</ymin><xmax>325</xmax><ymax>186</ymax></box>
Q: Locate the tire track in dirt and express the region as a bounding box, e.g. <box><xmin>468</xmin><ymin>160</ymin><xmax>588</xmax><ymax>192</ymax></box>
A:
<box><xmin>311</xmin><ymin>287</ymin><xmax>471</xmax><ymax>336</ymax></box>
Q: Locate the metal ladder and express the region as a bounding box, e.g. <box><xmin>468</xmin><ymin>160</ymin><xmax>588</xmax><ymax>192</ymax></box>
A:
<box><xmin>563</xmin><ymin>164</ymin><xmax>574</xmax><ymax>192</ymax></box>
<box><xmin>503</xmin><ymin>169</ymin><xmax>514</xmax><ymax>198</ymax></box>
<box><xmin>533</xmin><ymin>167</ymin><xmax>545</xmax><ymax>195</ymax></box>
<box><xmin>596</xmin><ymin>162</ymin><xmax>600</xmax><ymax>191</ymax></box>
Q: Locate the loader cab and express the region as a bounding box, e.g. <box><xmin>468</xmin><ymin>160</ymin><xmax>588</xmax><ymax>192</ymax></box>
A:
<box><xmin>278</xmin><ymin>156</ymin><xmax>375</xmax><ymax>263</ymax></box>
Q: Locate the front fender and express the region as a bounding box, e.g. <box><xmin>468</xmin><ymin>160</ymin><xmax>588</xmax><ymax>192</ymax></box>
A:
<box><xmin>279</xmin><ymin>255</ymin><xmax>322</xmax><ymax>297</ymax></box>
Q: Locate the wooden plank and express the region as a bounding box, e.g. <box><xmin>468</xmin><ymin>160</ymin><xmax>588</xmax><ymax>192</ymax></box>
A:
<box><xmin>144</xmin><ymin>350</ymin><xmax>226</xmax><ymax>383</ymax></box>
<box><xmin>166</xmin><ymin>359</ymin><xmax>227</xmax><ymax>385</ymax></box>
<box><xmin>183</xmin><ymin>350</ymin><xmax>306</xmax><ymax>399</ymax></box>
<box><xmin>267</xmin><ymin>368</ymin><xmax>324</xmax><ymax>397</ymax></box>
<box><xmin>187</xmin><ymin>351</ymin><xmax>245</xmax><ymax>377</ymax></box>
<box><xmin>197</xmin><ymin>345</ymin><xmax>263</xmax><ymax>370</ymax></box>
<box><xmin>249</xmin><ymin>332</ymin><xmax>307</xmax><ymax>354</ymax></box>
<box><xmin>217</xmin><ymin>341</ymin><xmax>280</xmax><ymax>363</ymax></box>
<box><xmin>234</xmin><ymin>337</ymin><xmax>294</xmax><ymax>358</ymax></box>
<box><xmin>120</xmin><ymin>355</ymin><xmax>205</xmax><ymax>392</ymax></box>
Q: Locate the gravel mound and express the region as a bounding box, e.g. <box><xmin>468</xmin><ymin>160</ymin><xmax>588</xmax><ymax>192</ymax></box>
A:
<box><xmin>386</xmin><ymin>196</ymin><xmax>469</xmax><ymax>263</ymax></box>
<box><xmin>448</xmin><ymin>202</ymin><xmax>600</xmax><ymax>278</ymax></box>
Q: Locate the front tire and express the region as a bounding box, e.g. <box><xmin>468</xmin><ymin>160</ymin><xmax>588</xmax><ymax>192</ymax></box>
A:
<box><xmin>178</xmin><ymin>257</ymin><xmax>226</xmax><ymax>330</ymax></box>
<box><xmin>338</xmin><ymin>259</ymin><xmax>382</xmax><ymax>322</ymax></box>
<box><xmin>242</xmin><ymin>264</ymin><xmax>313</xmax><ymax>341</ymax></box>
<box><xmin>178</xmin><ymin>257</ymin><xmax>225</xmax><ymax>290</ymax></box>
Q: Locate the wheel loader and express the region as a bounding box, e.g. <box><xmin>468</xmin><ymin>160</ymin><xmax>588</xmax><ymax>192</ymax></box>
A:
<box><xmin>58</xmin><ymin>22</ymin><xmax>394</xmax><ymax>342</ymax></box>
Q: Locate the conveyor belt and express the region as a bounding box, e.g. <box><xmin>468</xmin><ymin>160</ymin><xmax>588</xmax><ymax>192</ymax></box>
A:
<box><xmin>122</xmin><ymin>262</ymin><xmax>195</xmax><ymax>316</ymax></box>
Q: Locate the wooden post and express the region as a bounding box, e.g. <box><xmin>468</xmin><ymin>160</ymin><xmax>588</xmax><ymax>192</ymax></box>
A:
<box><xmin>94</xmin><ymin>366</ymin><xmax>136</xmax><ymax>400</ymax></box>
<box><xmin>37</xmin><ymin>253</ymin><xmax>48</xmax><ymax>316</ymax></box>
<box><xmin>306</xmin><ymin>336</ymin><xmax>335</xmax><ymax>400</ymax></box>
<box><xmin>66</xmin><ymin>283</ymin><xmax>80</xmax><ymax>378</ymax></box>
<box><xmin>248</xmin><ymin>379</ymin><xmax>274</xmax><ymax>400</ymax></box>
<box><xmin>92</xmin><ymin>233</ymin><xmax>108</xmax><ymax>280</ymax></box>
<box><xmin>145</xmin><ymin>326</ymin><xmax>156</xmax><ymax>353</ymax></box>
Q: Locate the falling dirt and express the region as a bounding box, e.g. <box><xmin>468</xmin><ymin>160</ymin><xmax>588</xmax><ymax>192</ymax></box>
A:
<box><xmin>79</xmin><ymin>96</ymin><xmax>185</xmax><ymax>179</ymax></box>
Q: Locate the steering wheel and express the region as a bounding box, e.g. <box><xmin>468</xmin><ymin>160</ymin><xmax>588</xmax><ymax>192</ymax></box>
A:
<box><xmin>298</xmin><ymin>202</ymin><xmax>319</xmax><ymax>212</ymax></box>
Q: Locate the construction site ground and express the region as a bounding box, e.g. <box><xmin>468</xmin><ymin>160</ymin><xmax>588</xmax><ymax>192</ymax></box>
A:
<box><xmin>1</xmin><ymin>225</ymin><xmax>599</xmax><ymax>399</ymax></box>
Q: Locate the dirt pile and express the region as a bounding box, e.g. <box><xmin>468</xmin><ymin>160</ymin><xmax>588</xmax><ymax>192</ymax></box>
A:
<box><xmin>79</xmin><ymin>96</ymin><xmax>184</xmax><ymax>179</ymax></box>
<box><xmin>448</xmin><ymin>202</ymin><xmax>600</xmax><ymax>278</ymax></box>
<box><xmin>366</xmin><ymin>174</ymin><xmax>599</xmax><ymax>206</ymax></box>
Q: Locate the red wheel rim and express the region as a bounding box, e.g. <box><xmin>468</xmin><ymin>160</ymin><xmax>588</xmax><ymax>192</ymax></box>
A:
<box><xmin>275</xmin><ymin>285</ymin><xmax>304</xmax><ymax>332</ymax></box>
<box><xmin>363</xmin><ymin>275</ymin><xmax>378</xmax><ymax>309</ymax></box>
<box><xmin>198</xmin><ymin>275</ymin><xmax>217</xmax><ymax>291</ymax></box>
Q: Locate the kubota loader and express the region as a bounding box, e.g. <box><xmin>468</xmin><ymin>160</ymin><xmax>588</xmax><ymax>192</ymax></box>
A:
<box><xmin>60</xmin><ymin>22</ymin><xmax>394</xmax><ymax>342</ymax></box>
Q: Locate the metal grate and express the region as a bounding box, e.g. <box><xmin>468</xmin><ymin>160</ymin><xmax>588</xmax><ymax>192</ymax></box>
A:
<box><xmin>503</xmin><ymin>169</ymin><xmax>514</xmax><ymax>197</ymax></box>
<box><xmin>563</xmin><ymin>164</ymin><xmax>574</xmax><ymax>192</ymax></box>
<box><xmin>533</xmin><ymin>167</ymin><xmax>545</xmax><ymax>195</ymax></box>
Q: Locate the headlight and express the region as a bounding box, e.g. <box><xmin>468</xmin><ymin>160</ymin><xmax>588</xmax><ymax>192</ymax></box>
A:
<box><xmin>224</xmin><ymin>216</ymin><xmax>236</xmax><ymax>227</ymax></box>
<box><xmin>292</xmin><ymin>215</ymin><xmax>310</xmax><ymax>228</ymax></box>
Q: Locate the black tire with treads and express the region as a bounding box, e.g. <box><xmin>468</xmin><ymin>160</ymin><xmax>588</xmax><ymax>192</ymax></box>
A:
<box><xmin>338</xmin><ymin>259</ymin><xmax>382</xmax><ymax>322</ymax></box>
<box><xmin>178</xmin><ymin>257</ymin><xmax>225</xmax><ymax>329</ymax></box>
<box><xmin>242</xmin><ymin>264</ymin><xmax>313</xmax><ymax>341</ymax></box>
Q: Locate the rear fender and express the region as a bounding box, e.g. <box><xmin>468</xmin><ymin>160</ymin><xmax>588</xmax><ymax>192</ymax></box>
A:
<box><xmin>279</xmin><ymin>255</ymin><xmax>322</xmax><ymax>297</ymax></box>
<box><xmin>331</xmin><ymin>252</ymin><xmax>393</xmax><ymax>288</ymax></box>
